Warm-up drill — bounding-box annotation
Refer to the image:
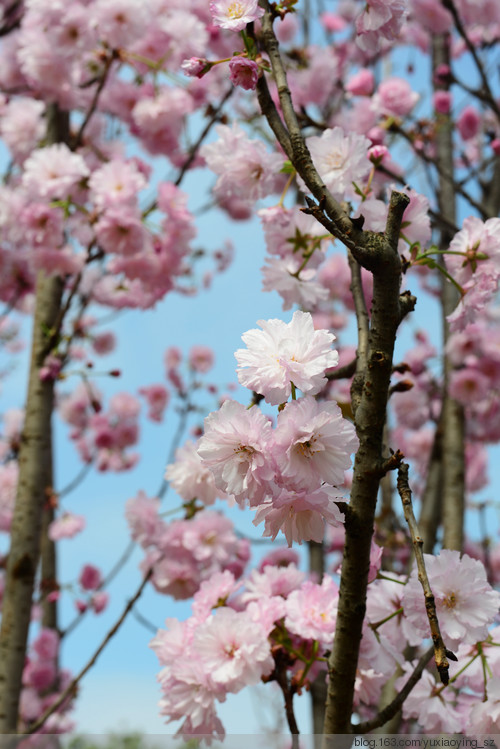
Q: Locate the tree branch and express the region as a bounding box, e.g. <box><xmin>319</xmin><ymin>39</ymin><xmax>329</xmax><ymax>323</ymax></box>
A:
<box><xmin>353</xmin><ymin>645</ymin><xmax>434</xmax><ymax>733</ymax></box>
<box><xmin>397</xmin><ymin>463</ymin><xmax>454</xmax><ymax>684</ymax></box>
<box><xmin>25</xmin><ymin>568</ymin><xmax>153</xmax><ymax>735</ymax></box>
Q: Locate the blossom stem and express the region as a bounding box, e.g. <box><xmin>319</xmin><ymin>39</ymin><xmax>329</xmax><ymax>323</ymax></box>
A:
<box><xmin>277</xmin><ymin>170</ymin><xmax>296</xmax><ymax>206</ymax></box>
<box><xmin>369</xmin><ymin>606</ymin><xmax>404</xmax><ymax>630</ymax></box>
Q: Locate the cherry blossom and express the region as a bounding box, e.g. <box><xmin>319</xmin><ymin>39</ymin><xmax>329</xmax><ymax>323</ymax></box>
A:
<box><xmin>402</xmin><ymin>550</ymin><xmax>500</xmax><ymax>648</ymax></box>
<box><xmin>209</xmin><ymin>0</ymin><xmax>264</xmax><ymax>32</ymax></box>
<box><xmin>235</xmin><ymin>311</ymin><xmax>339</xmax><ymax>405</ymax></box>
<box><xmin>272</xmin><ymin>396</ymin><xmax>358</xmax><ymax>489</ymax></box>
<box><xmin>304</xmin><ymin>127</ymin><xmax>372</xmax><ymax>200</ymax></box>
<box><xmin>197</xmin><ymin>400</ymin><xmax>274</xmax><ymax>504</ymax></box>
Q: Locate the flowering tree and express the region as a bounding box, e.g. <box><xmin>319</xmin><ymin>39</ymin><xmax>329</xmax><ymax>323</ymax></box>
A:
<box><xmin>1</xmin><ymin>0</ymin><xmax>500</xmax><ymax>742</ymax></box>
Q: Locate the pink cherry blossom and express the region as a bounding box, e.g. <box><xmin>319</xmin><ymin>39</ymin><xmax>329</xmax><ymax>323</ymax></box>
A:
<box><xmin>48</xmin><ymin>512</ymin><xmax>86</xmax><ymax>541</ymax></box>
<box><xmin>433</xmin><ymin>90</ymin><xmax>452</xmax><ymax>114</ymax></box>
<box><xmin>402</xmin><ymin>550</ymin><xmax>500</xmax><ymax>648</ymax></box>
<box><xmin>209</xmin><ymin>0</ymin><xmax>264</xmax><ymax>32</ymax></box>
<box><xmin>235</xmin><ymin>311</ymin><xmax>339</xmax><ymax>405</ymax></box>
<box><xmin>396</xmin><ymin>663</ymin><xmax>465</xmax><ymax>732</ymax></box>
<box><xmin>273</xmin><ymin>396</ymin><xmax>358</xmax><ymax>489</ymax></box>
<box><xmin>253</xmin><ymin>484</ymin><xmax>344</xmax><ymax>546</ymax></box>
<box><xmin>228</xmin><ymin>57</ymin><xmax>259</xmax><ymax>91</ymax></box>
<box><xmin>194</xmin><ymin>607</ymin><xmax>273</xmax><ymax>691</ymax></box>
<box><xmin>88</xmin><ymin>160</ymin><xmax>147</xmax><ymax>210</ymax></box>
<box><xmin>372</xmin><ymin>77</ymin><xmax>419</xmax><ymax>117</ymax></box>
<box><xmin>32</xmin><ymin>628</ymin><xmax>59</xmax><ymax>661</ymax></box>
<box><xmin>201</xmin><ymin>123</ymin><xmax>284</xmax><ymax>210</ymax></box>
<box><xmin>261</xmin><ymin>256</ymin><xmax>329</xmax><ymax>311</ymax></box>
<box><xmin>355</xmin><ymin>0</ymin><xmax>408</xmax><ymax>52</ymax></box>
<box><xmin>95</xmin><ymin>208</ymin><xmax>149</xmax><ymax>256</ymax></box>
<box><xmin>241</xmin><ymin>563</ymin><xmax>306</xmax><ymax>602</ymax></box>
<box><xmin>165</xmin><ymin>439</ymin><xmax>219</xmax><ymax>506</ymax></box>
<box><xmin>197</xmin><ymin>400</ymin><xmax>274</xmax><ymax>504</ymax></box>
<box><xmin>192</xmin><ymin>571</ymin><xmax>237</xmax><ymax>620</ymax></box>
<box><xmin>304</xmin><ymin>127</ymin><xmax>372</xmax><ymax>200</ymax></box>
<box><xmin>188</xmin><ymin>345</ymin><xmax>214</xmax><ymax>373</ymax></box>
<box><xmin>138</xmin><ymin>384</ymin><xmax>169</xmax><ymax>422</ymax></box>
<box><xmin>345</xmin><ymin>69</ymin><xmax>375</xmax><ymax>96</ymax></box>
<box><xmin>125</xmin><ymin>491</ymin><xmax>161</xmax><ymax>548</ymax></box>
<box><xmin>285</xmin><ymin>576</ymin><xmax>339</xmax><ymax>645</ymax></box>
<box><xmin>22</xmin><ymin>144</ymin><xmax>89</xmax><ymax>200</ymax></box>
<box><xmin>181</xmin><ymin>57</ymin><xmax>211</xmax><ymax>78</ymax></box>
<box><xmin>457</xmin><ymin>105</ymin><xmax>481</xmax><ymax>140</ymax></box>
<box><xmin>79</xmin><ymin>564</ymin><xmax>102</xmax><ymax>591</ymax></box>
<box><xmin>91</xmin><ymin>591</ymin><xmax>109</xmax><ymax>614</ymax></box>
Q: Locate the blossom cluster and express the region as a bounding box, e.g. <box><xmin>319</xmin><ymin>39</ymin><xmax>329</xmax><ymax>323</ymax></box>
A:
<box><xmin>153</xmin><ymin>546</ymin><xmax>500</xmax><ymax>739</ymax></box>
<box><xmin>126</xmin><ymin>492</ymin><xmax>249</xmax><ymax>599</ymax></box>
<box><xmin>177</xmin><ymin>312</ymin><xmax>360</xmax><ymax>546</ymax></box>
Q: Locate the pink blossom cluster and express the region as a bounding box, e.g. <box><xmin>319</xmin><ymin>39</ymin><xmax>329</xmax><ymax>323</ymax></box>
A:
<box><xmin>445</xmin><ymin>216</ymin><xmax>500</xmax><ymax>331</ymax></box>
<box><xmin>20</xmin><ymin>628</ymin><xmax>74</xmax><ymax>733</ymax></box>
<box><xmin>153</xmin><ymin>542</ymin><xmax>500</xmax><ymax>737</ymax></box>
<box><xmin>384</xmin><ymin>552</ymin><xmax>500</xmax><ymax>733</ymax></box>
<box><xmin>58</xmin><ymin>386</ymin><xmax>141</xmax><ymax>472</ymax></box>
<box><xmin>259</xmin><ymin>205</ymin><xmax>330</xmax><ymax>311</ymax></box>
<box><xmin>173</xmin><ymin>313</ymin><xmax>361</xmax><ymax>545</ymax></box>
<box><xmin>126</xmin><ymin>492</ymin><xmax>249</xmax><ymax>599</ymax></box>
<box><xmin>151</xmin><ymin>564</ymin><xmax>339</xmax><ymax>740</ymax></box>
<box><xmin>200</xmin><ymin>123</ymin><xmax>284</xmax><ymax>219</ymax></box>
<box><xmin>73</xmin><ymin>564</ymin><xmax>109</xmax><ymax>615</ymax></box>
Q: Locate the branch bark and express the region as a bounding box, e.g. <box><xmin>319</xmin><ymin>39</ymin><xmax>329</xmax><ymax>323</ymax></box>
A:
<box><xmin>432</xmin><ymin>35</ymin><xmax>465</xmax><ymax>553</ymax></box>
<box><xmin>255</xmin><ymin>6</ymin><xmax>417</xmax><ymax>735</ymax></box>
<box><xmin>0</xmin><ymin>104</ymin><xmax>69</xmax><ymax>732</ymax></box>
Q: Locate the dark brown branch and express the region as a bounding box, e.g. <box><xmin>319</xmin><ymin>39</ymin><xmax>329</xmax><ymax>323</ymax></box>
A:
<box><xmin>325</xmin><ymin>358</ymin><xmax>356</xmax><ymax>381</ymax></box>
<box><xmin>273</xmin><ymin>649</ymin><xmax>300</xmax><ymax>749</ymax></box>
<box><xmin>347</xmin><ymin>250</ymin><xmax>369</xmax><ymax>417</ymax></box>
<box><xmin>257</xmin><ymin>3</ymin><xmax>363</xmax><ymax>255</ymax></box>
<box><xmin>354</xmin><ymin>645</ymin><xmax>434</xmax><ymax>733</ymax></box>
<box><xmin>256</xmin><ymin>4</ymin><xmax>415</xmax><ymax>735</ymax></box>
<box><xmin>397</xmin><ymin>463</ymin><xmax>452</xmax><ymax>685</ymax></box>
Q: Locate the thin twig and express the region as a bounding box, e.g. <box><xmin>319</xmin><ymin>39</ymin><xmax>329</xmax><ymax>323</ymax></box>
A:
<box><xmin>57</xmin><ymin>462</ymin><xmax>93</xmax><ymax>499</ymax></box>
<box><xmin>25</xmin><ymin>568</ymin><xmax>153</xmax><ymax>735</ymax></box>
<box><xmin>325</xmin><ymin>358</ymin><xmax>356</xmax><ymax>381</ymax></box>
<box><xmin>143</xmin><ymin>88</ymin><xmax>233</xmax><ymax>218</ymax></box>
<box><xmin>132</xmin><ymin>607</ymin><xmax>158</xmax><ymax>634</ymax></box>
<box><xmin>72</xmin><ymin>53</ymin><xmax>117</xmax><ymax>150</ymax></box>
<box><xmin>353</xmin><ymin>645</ymin><xmax>434</xmax><ymax>733</ymax></box>
<box><xmin>397</xmin><ymin>462</ymin><xmax>452</xmax><ymax>685</ymax></box>
<box><xmin>442</xmin><ymin>0</ymin><xmax>500</xmax><ymax>121</ymax></box>
<box><xmin>61</xmin><ymin>539</ymin><xmax>137</xmax><ymax>639</ymax></box>
<box><xmin>175</xmin><ymin>89</ymin><xmax>233</xmax><ymax>187</ymax></box>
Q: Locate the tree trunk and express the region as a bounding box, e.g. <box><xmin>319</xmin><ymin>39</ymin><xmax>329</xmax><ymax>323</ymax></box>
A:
<box><xmin>0</xmin><ymin>105</ymin><xmax>69</xmax><ymax>732</ymax></box>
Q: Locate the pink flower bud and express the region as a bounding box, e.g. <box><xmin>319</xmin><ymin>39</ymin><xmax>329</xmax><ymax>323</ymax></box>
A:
<box><xmin>228</xmin><ymin>57</ymin><xmax>259</xmax><ymax>91</ymax></box>
<box><xmin>91</xmin><ymin>591</ymin><xmax>109</xmax><ymax>614</ymax></box>
<box><xmin>181</xmin><ymin>57</ymin><xmax>211</xmax><ymax>78</ymax></box>
<box><xmin>457</xmin><ymin>106</ymin><xmax>481</xmax><ymax>140</ymax></box>
<box><xmin>79</xmin><ymin>564</ymin><xmax>102</xmax><ymax>591</ymax></box>
<box><xmin>433</xmin><ymin>90</ymin><xmax>452</xmax><ymax>114</ymax></box>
